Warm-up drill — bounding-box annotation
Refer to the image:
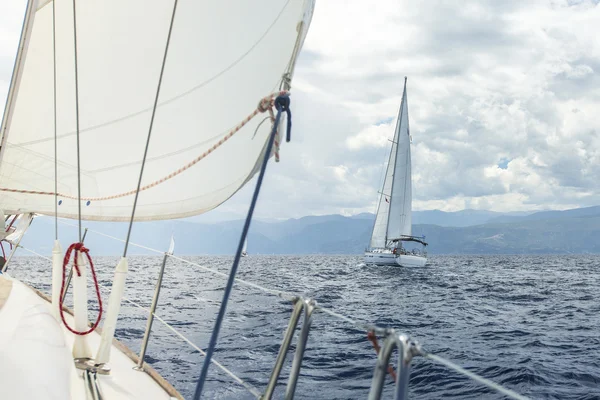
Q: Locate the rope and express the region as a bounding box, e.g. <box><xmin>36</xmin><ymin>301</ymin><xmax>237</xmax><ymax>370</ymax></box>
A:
<box><xmin>367</xmin><ymin>330</ymin><xmax>397</xmax><ymax>382</ymax></box>
<box><xmin>59</xmin><ymin>242</ymin><xmax>103</xmax><ymax>335</ymax></box>
<box><xmin>57</xmin><ymin>218</ymin><xmax>164</xmax><ymax>255</ymax></box>
<box><xmin>193</xmin><ymin>94</ymin><xmax>292</xmax><ymax>399</ymax></box>
<box><xmin>0</xmin><ymin>91</ymin><xmax>288</xmax><ymax>202</ymax></box>
<box><xmin>423</xmin><ymin>353</ymin><xmax>529</xmax><ymax>400</ymax></box>
<box><xmin>55</xmin><ymin>218</ymin><xmax>296</xmax><ymax>299</ymax></box>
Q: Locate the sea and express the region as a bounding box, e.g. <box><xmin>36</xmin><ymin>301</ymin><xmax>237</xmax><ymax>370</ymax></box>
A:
<box><xmin>12</xmin><ymin>254</ymin><xmax>600</xmax><ymax>399</ymax></box>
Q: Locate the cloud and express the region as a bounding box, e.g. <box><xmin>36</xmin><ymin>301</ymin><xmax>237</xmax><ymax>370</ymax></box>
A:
<box><xmin>1</xmin><ymin>0</ymin><xmax>600</xmax><ymax>220</ymax></box>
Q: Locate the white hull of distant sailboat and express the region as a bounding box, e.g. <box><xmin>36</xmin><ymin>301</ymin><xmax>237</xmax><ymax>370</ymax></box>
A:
<box><xmin>363</xmin><ymin>251</ymin><xmax>427</xmax><ymax>267</ymax></box>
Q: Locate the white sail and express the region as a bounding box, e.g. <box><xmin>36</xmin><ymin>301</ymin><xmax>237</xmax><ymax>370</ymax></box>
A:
<box><xmin>386</xmin><ymin>81</ymin><xmax>412</xmax><ymax>239</ymax></box>
<box><xmin>369</xmin><ymin>79</ymin><xmax>412</xmax><ymax>248</ymax></box>
<box><xmin>0</xmin><ymin>0</ymin><xmax>315</xmax><ymax>222</ymax></box>
<box><xmin>369</xmin><ymin>129</ymin><xmax>397</xmax><ymax>248</ymax></box>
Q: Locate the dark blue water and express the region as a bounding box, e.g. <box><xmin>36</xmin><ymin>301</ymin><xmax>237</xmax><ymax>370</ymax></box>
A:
<box><xmin>13</xmin><ymin>255</ymin><xmax>600</xmax><ymax>399</ymax></box>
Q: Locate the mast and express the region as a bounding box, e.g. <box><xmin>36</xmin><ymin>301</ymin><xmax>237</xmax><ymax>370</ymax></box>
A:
<box><xmin>0</xmin><ymin>0</ymin><xmax>38</xmax><ymax>166</ymax></box>
<box><xmin>384</xmin><ymin>77</ymin><xmax>408</xmax><ymax>245</ymax></box>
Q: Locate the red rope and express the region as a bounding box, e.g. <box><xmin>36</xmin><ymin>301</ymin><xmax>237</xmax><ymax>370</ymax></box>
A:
<box><xmin>59</xmin><ymin>242</ymin><xmax>103</xmax><ymax>335</ymax></box>
<box><xmin>367</xmin><ymin>330</ymin><xmax>397</xmax><ymax>382</ymax></box>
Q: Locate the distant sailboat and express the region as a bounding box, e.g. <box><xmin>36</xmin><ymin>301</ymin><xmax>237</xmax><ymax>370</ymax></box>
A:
<box><xmin>241</xmin><ymin>237</ymin><xmax>248</xmax><ymax>257</ymax></box>
<box><xmin>364</xmin><ymin>78</ymin><xmax>428</xmax><ymax>267</ymax></box>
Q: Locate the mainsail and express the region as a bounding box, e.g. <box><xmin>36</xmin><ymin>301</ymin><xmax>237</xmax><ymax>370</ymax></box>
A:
<box><xmin>369</xmin><ymin>78</ymin><xmax>412</xmax><ymax>248</ymax></box>
<box><xmin>0</xmin><ymin>0</ymin><xmax>314</xmax><ymax>221</ymax></box>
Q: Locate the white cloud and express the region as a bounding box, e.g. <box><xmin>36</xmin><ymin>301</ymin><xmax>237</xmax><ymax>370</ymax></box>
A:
<box><xmin>346</xmin><ymin>122</ymin><xmax>394</xmax><ymax>150</ymax></box>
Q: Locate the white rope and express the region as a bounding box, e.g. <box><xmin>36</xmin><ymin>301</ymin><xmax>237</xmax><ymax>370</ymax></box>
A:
<box><xmin>15</xmin><ymin>243</ymin><xmax>261</xmax><ymax>399</ymax></box>
<box><xmin>57</xmin><ymin>218</ymin><xmax>163</xmax><ymax>254</ymax></box>
<box><xmin>46</xmin><ymin>219</ymin><xmax>530</xmax><ymax>399</ymax></box>
<box><xmin>17</xmin><ymin>244</ymin><xmax>51</xmax><ymax>261</ymax></box>
<box><xmin>55</xmin><ymin>218</ymin><xmax>295</xmax><ymax>299</ymax></box>
<box><xmin>423</xmin><ymin>353</ymin><xmax>530</xmax><ymax>400</ymax></box>
<box><xmin>168</xmin><ymin>254</ymin><xmax>296</xmax><ymax>300</ymax></box>
<box><xmin>314</xmin><ymin>305</ymin><xmax>387</xmax><ymax>335</ymax></box>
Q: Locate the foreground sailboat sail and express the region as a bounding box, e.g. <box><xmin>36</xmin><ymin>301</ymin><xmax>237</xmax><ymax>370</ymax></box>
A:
<box><xmin>0</xmin><ymin>0</ymin><xmax>314</xmax><ymax>398</ymax></box>
<box><xmin>364</xmin><ymin>78</ymin><xmax>428</xmax><ymax>267</ymax></box>
<box><xmin>0</xmin><ymin>0</ymin><xmax>313</xmax><ymax>221</ymax></box>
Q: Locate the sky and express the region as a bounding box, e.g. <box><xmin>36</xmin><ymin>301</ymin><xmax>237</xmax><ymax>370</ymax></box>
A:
<box><xmin>1</xmin><ymin>1</ymin><xmax>600</xmax><ymax>222</ymax></box>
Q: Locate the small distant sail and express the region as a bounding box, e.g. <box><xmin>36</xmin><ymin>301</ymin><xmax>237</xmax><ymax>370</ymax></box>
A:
<box><xmin>168</xmin><ymin>235</ymin><xmax>175</xmax><ymax>255</ymax></box>
<box><xmin>241</xmin><ymin>238</ymin><xmax>248</xmax><ymax>257</ymax></box>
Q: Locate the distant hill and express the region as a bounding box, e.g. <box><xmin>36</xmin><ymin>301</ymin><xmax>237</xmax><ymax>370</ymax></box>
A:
<box><xmin>353</xmin><ymin>209</ymin><xmax>533</xmax><ymax>227</ymax></box>
<box><xmin>16</xmin><ymin>206</ymin><xmax>600</xmax><ymax>255</ymax></box>
<box><xmin>412</xmin><ymin>209</ymin><xmax>531</xmax><ymax>227</ymax></box>
<box><xmin>486</xmin><ymin>205</ymin><xmax>600</xmax><ymax>224</ymax></box>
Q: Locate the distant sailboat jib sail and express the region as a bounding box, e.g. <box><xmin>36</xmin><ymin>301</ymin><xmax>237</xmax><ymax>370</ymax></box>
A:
<box><xmin>365</xmin><ymin>78</ymin><xmax>428</xmax><ymax>267</ymax></box>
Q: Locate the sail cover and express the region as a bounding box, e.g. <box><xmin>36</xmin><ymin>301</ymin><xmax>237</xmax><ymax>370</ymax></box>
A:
<box><xmin>369</xmin><ymin>80</ymin><xmax>412</xmax><ymax>248</ymax></box>
<box><xmin>0</xmin><ymin>0</ymin><xmax>314</xmax><ymax>221</ymax></box>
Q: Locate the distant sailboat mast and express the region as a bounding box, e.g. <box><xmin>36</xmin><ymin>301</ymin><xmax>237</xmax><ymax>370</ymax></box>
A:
<box><xmin>386</xmin><ymin>76</ymin><xmax>412</xmax><ymax>242</ymax></box>
<box><xmin>369</xmin><ymin>77</ymin><xmax>411</xmax><ymax>249</ymax></box>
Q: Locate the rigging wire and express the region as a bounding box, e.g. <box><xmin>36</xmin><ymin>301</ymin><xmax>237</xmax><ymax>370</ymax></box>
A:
<box><xmin>123</xmin><ymin>0</ymin><xmax>179</xmax><ymax>257</ymax></box>
<box><xmin>193</xmin><ymin>94</ymin><xmax>292</xmax><ymax>399</ymax></box>
<box><xmin>52</xmin><ymin>0</ymin><xmax>58</xmax><ymax>239</ymax></box>
<box><xmin>71</xmin><ymin>0</ymin><xmax>82</xmax><ymax>242</ymax></box>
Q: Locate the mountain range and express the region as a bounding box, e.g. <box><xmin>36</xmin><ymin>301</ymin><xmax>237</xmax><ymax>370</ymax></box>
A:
<box><xmin>17</xmin><ymin>206</ymin><xmax>600</xmax><ymax>255</ymax></box>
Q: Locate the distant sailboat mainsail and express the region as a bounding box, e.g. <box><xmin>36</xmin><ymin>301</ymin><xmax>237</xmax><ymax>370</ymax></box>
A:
<box><xmin>369</xmin><ymin>78</ymin><xmax>412</xmax><ymax>248</ymax></box>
